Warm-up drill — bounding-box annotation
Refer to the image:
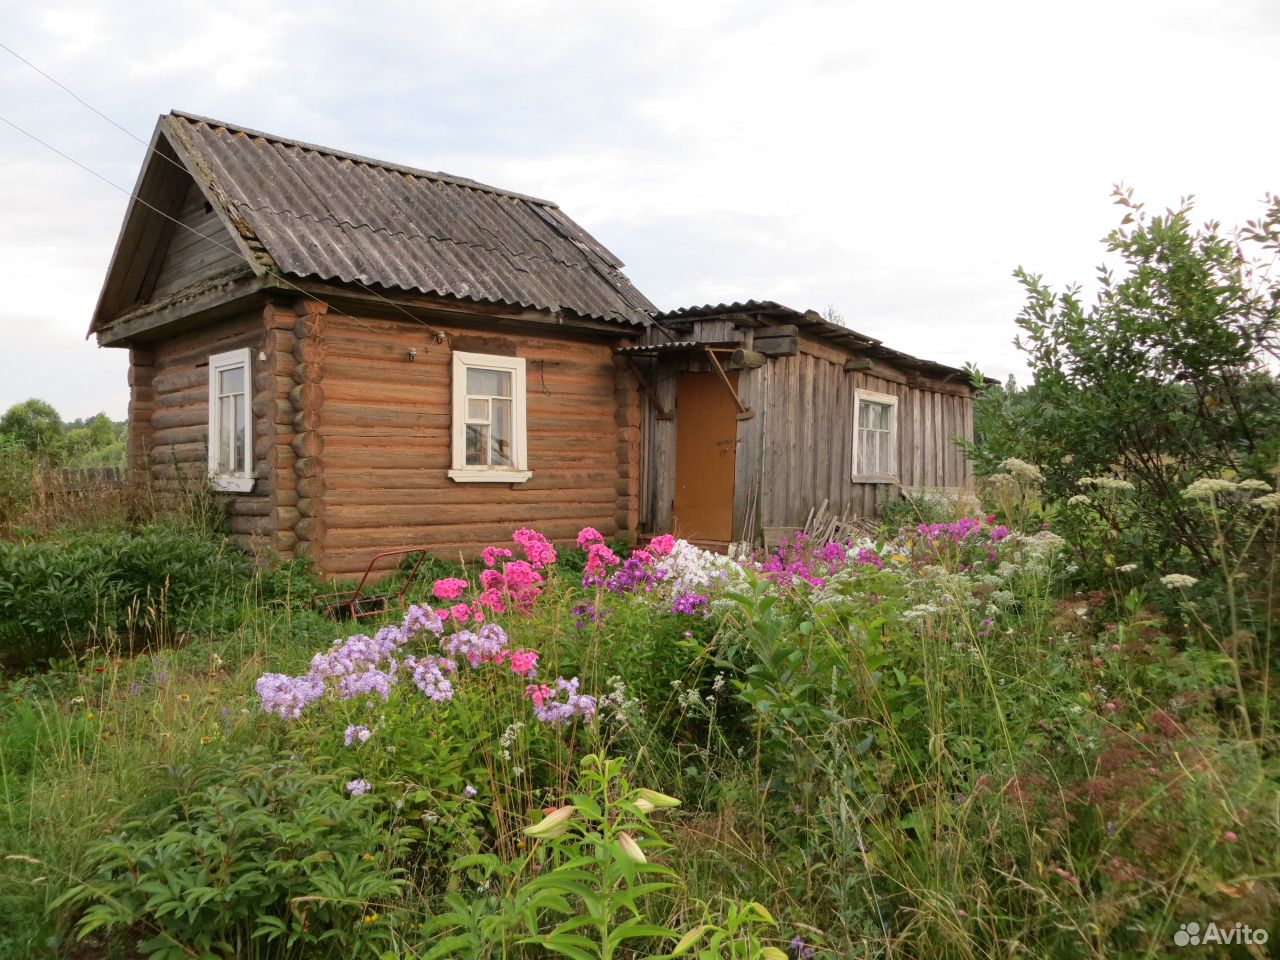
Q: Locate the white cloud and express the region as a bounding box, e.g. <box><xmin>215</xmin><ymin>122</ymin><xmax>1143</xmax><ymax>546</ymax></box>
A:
<box><xmin>0</xmin><ymin>0</ymin><xmax>1277</xmax><ymax>418</ymax></box>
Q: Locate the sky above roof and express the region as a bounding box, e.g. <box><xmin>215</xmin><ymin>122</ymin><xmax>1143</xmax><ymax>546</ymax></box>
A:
<box><xmin>2</xmin><ymin>0</ymin><xmax>1278</xmax><ymax>420</ymax></box>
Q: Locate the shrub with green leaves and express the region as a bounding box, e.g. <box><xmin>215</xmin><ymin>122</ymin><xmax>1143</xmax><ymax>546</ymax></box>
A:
<box><xmin>53</xmin><ymin>749</ymin><xmax>409</xmax><ymax>959</ymax></box>
<box><xmin>0</xmin><ymin>525</ymin><xmax>251</xmax><ymax>667</ymax></box>
<box><xmin>964</xmin><ymin>188</ymin><xmax>1280</xmax><ymax>582</ymax></box>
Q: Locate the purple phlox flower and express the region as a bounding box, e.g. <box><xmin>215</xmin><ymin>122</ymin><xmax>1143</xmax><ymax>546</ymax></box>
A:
<box><xmin>530</xmin><ymin>676</ymin><xmax>598</xmax><ymax>725</ymax></box>
<box><xmin>256</xmin><ymin>672</ymin><xmax>325</xmax><ymax>719</ymax></box>
<box><xmin>671</xmin><ymin>592</ymin><xmax>709</xmax><ymax>616</ymax></box>
<box><xmin>788</xmin><ymin>935</ymin><xmax>815</xmax><ymax>959</ymax></box>
<box><xmin>404</xmin><ymin>655</ymin><xmax>455</xmax><ymax>703</ymax></box>
<box><xmin>463</xmin><ymin>784</ymin><xmax>478</xmax><ymax>798</ymax></box>
<box><xmin>445</xmin><ymin>622</ymin><xmax>509</xmax><ymax>666</ymax></box>
<box><xmin>403</xmin><ymin>603</ymin><xmax>445</xmax><ymax>638</ymax></box>
<box><xmin>346</xmin><ymin>778</ymin><xmax>371</xmax><ymax>797</ymax></box>
<box><xmin>335</xmin><ymin>665</ymin><xmax>397</xmax><ymax>702</ymax></box>
<box><xmin>854</xmin><ymin>547</ymin><xmax>885</xmax><ymax>570</ymax></box>
<box><xmin>571</xmin><ymin>601</ymin><xmax>609</xmax><ymax>630</ymax></box>
<box><xmin>344</xmin><ymin>724</ymin><xmax>373</xmax><ymax>747</ymax></box>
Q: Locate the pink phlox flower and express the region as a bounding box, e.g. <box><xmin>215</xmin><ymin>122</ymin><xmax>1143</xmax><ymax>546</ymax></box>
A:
<box><xmin>509</xmin><ymin>648</ymin><xmax>539</xmax><ymax>677</ymax></box>
<box><xmin>513</xmin><ymin>528</ymin><xmax>558</xmax><ymax>569</ymax></box>
<box><xmin>482</xmin><ymin>546</ymin><xmax>514</xmax><ymax>568</ymax></box>
<box><xmin>584</xmin><ymin>542</ymin><xmax>620</xmax><ymax>577</ymax></box>
<box><xmin>525</xmin><ymin>683</ymin><xmax>553</xmax><ymax>709</ymax></box>
<box><xmin>576</xmin><ymin>527</ymin><xmax>605</xmax><ymax>549</ymax></box>
<box><xmin>450</xmin><ymin>602</ymin><xmax>472</xmax><ymax>623</ymax></box>
<box><xmin>432</xmin><ymin>577</ymin><xmax>470</xmax><ymax>601</ymax></box>
<box><xmin>648</xmin><ymin>534</ymin><xmax>676</xmax><ymax>557</ymax></box>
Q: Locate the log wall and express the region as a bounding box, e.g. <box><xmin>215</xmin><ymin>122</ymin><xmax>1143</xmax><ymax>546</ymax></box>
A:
<box><xmin>141</xmin><ymin>308</ymin><xmax>274</xmax><ymax>550</ymax></box>
<box><xmin>305</xmin><ymin>310</ymin><xmax>639</xmax><ymax>579</ymax></box>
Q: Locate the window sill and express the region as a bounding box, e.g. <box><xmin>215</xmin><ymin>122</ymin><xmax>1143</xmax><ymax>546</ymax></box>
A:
<box><xmin>210</xmin><ymin>475</ymin><xmax>256</xmax><ymax>493</ymax></box>
<box><xmin>448</xmin><ymin>468</ymin><xmax>533</xmax><ymax>484</ymax></box>
<box><xmin>851</xmin><ymin>474</ymin><xmax>898</xmax><ymax>485</ymax></box>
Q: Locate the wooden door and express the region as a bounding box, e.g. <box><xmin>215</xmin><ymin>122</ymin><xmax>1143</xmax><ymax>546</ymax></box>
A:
<box><xmin>673</xmin><ymin>371</ymin><xmax>738</xmax><ymax>542</ymax></box>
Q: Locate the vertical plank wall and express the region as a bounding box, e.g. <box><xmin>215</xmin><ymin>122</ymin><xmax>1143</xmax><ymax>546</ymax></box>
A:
<box><xmin>637</xmin><ymin>334</ymin><xmax>976</xmax><ymax>541</ymax></box>
<box><xmin>748</xmin><ymin>337</ymin><xmax>975</xmax><ymax>535</ymax></box>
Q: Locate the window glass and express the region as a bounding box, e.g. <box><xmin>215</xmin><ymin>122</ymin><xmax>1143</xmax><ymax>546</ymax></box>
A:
<box><xmin>467</xmin><ymin>367</ymin><xmax>511</xmax><ymax>397</ymax></box>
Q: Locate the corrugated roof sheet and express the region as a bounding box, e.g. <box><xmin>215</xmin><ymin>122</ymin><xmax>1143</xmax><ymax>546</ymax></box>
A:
<box><xmin>659</xmin><ymin>300</ymin><xmax>976</xmax><ymax>381</ymax></box>
<box><xmin>162</xmin><ymin>112</ymin><xmax>655</xmax><ymax>326</ymax></box>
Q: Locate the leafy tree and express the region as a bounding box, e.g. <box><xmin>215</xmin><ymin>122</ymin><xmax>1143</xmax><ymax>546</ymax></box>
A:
<box><xmin>967</xmin><ymin>187</ymin><xmax>1280</xmax><ymax>573</ymax></box>
<box><xmin>0</xmin><ymin>399</ymin><xmax>64</xmax><ymax>456</ymax></box>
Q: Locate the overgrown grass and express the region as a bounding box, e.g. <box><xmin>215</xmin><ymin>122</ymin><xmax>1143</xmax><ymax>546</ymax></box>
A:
<box><xmin>0</xmin><ymin>495</ymin><xmax>1276</xmax><ymax>958</ymax></box>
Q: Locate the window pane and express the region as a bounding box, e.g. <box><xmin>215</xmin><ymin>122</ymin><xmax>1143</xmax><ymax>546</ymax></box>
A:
<box><xmin>858</xmin><ymin>401</ymin><xmax>872</xmax><ymax>428</ymax></box>
<box><xmin>233</xmin><ymin>395</ymin><xmax>246</xmax><ymax>472</ymax></box>
<box><xmin>219</xmin><ymin>366</ymin><xmax>244</xmax><ymax>396</ymax></box>
<box><xmin>856</xmin><ymin>427</ymin><xmax>870</xmax><ymax>474</ymax></box>
<box><xmin>466</xmin><ymin>424</ymin><xmax>488</xmax><ymax>465</ymax></box>
<box><xmin>878</xmin><ymin>431</ymin><xmax>891</xmax><ymax>474</ymax></box>
<box><xmin>467</xmin><ymin>367</ymin><xmax>511</xmax><ymax>397</ymax></box>
<box><xmin>491</xmin><ymin>398</ymin><xmax>512</xmax><ymax>466</ymax></box>
<box><xmin>219</xmin><ymin>395</ymin><xmax>233</xmax><ymax>471</ymax></box>
<box><xmin>467</xmin><ymin>397</ymin><xmax>489</xmax><ymax>422</ymax></box>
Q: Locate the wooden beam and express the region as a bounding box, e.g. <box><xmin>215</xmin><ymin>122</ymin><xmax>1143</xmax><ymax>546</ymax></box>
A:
<box><xmin>705</xmin><ymin>348</ymin><xmax>753</xmax><ymax>419</ymax></box>
<box><xmin>620</xmin><ymin>354</ymin><xmax>672</xmax><ymax>419</ymax></box>
<box><xmin>96</xmin><ymin>270</ymin><xmax>266</xmax><ymax>345</ymax></box>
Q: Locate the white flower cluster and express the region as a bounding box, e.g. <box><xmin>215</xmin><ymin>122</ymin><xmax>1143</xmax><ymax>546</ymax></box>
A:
<box><xmin>1252</xmin><ymin>492</ymin><xmax>1280</xmax><ymax>511</ymax></box>
<box><xmin>1159</xmin><ymin>573</ymin><xmax>1199</xmax><ymax>589</ymax></box>
<box><xmin>1183</xmin><ymin>478</ymin><xmax>1240</xmax><ymax>500</ymax></box>
<box><xmin>1077</xmin><ymin>476</ymin><xmax>1136</xmax><ymax>492</ymax></box>
<box><xmin>998</xmin><ymin>458</ymin><xmax>1044</xmax><ymax>483</ymax></box>
<box><xmin>654</xmin><ymin>539</ymin><xmax>749</xmax><ymax>597</ymax></box>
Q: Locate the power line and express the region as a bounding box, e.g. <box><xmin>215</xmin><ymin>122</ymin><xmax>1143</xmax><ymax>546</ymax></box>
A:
<box><xmin>0</xmin><ymin>113</ymin><xmax>394</xmax><ymax>338</ymax></box>
<box><xmin>0</xmin><ymin>42</ymin><xmax>455</xmax><ymax>339</ymax></box>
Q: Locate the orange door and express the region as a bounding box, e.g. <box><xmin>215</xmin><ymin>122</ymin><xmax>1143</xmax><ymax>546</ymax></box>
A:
<box><xmin>673</xmin><ymin>371</ymin><xmax>738</xmax><ymax>542</ymax></box>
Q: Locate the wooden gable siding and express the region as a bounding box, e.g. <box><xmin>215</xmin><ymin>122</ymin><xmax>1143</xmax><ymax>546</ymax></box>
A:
<box><xmin>638</xmin><ymin>332</ymin><xmax>974</xmax><ymax>539</ymax></box>
<box><xmin>130</xmin><ymin>309</ymin><xmax>275</xmax><ymax>548</ymax></box>
<box><xmin>150</xmin><ymin>181</ymin><xmax>243</xmax><ymax>301</ymax></box>
<box><xmin>291</xmin><ymin>308</ymin><xmax>639</xmax><ymax>579</ymax></box>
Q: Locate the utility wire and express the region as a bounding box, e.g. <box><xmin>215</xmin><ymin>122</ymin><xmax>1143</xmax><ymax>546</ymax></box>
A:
<box><xmin>0</xmin><ymin>111</ymin><xmax>405</xmax><ymax>342</ymax></box>
<box><xmin>0</xmin><ymin>41</ymin><xmax>461</xmax><ymax>340</ymax></box>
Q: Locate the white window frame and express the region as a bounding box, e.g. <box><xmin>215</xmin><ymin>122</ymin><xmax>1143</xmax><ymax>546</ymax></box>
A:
<box><xmin>207</xmin><ymin>347</ymin><xmax>254</xmax><ymax>493</ymax></box>
<box><xmin>851</xmin><ymin>388</ymin><xmax>898</xmax><ymax>483</ymax></box>
<box><xmin>449</xmin><ymin>351</ymin><xmax>532</xmax><ymax>483</ymax></box>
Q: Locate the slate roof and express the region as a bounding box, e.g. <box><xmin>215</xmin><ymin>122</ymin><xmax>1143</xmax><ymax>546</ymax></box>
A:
<box><xmin>99</xmin><ymin>111</ymin><xmax>656</xmax><ymax>330</ymax></box>
<box><xmin>658</xmin><ymin>301</ymin><xmax>976</xmax><ymax>381</ymax></box>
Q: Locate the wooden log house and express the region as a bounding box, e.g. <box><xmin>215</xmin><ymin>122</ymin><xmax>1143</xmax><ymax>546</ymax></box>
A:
<box><xmin>90</xmin><ymin>112</ymin><xmax>978</xmax><ymax>577</ymax></box>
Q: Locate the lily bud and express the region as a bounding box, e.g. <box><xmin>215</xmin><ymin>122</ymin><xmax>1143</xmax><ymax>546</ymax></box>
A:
<box><xmin>759</xmin><ymin>949</ymin><xmax>788</xmax><ymax>960</ymax></box>
<box><xmin>524</xmin><ymin>805</ymin><xmax>575</xmax><ymax>840</ymax></box>
<box><xmin>617</xmin><ymin>831</ymin><xmax>647</xmax><ymax>863</ymax></box>
<box><xmin>633</xmin><ymin>797</ymin><xmax>656</xmax><ymax>814</ymax></box>
<box><xmin>671</xmin><ymin>925</ymin><xmax>708</xmax><ymax>956</ymax></box>
<box><xmin>633</xmin><ymin>788</ymin><xmax>681</xmax><ymax>809</ymax></box>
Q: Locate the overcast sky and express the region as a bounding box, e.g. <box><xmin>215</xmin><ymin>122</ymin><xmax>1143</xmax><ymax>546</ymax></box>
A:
<box><xmin>2</xmin><ymin>0</ymin><xmax>1278</xmax><ymax>420</ymax></box>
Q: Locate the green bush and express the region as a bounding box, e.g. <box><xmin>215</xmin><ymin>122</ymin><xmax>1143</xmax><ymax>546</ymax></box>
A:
<box><xmin>0</xmin><ymin>526</ymin><xmax>251</xmax><ymax>668</ymax></box>
<box><xmin>54</xmin><ymin>749</ymin><xmax>408</xmax><ymax>959</ymax></box>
